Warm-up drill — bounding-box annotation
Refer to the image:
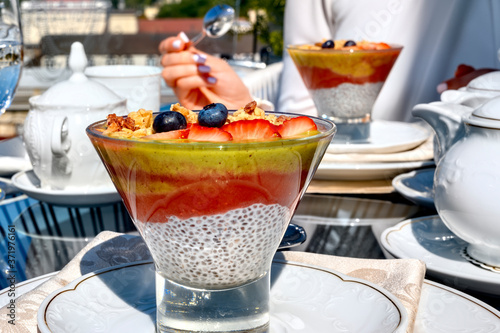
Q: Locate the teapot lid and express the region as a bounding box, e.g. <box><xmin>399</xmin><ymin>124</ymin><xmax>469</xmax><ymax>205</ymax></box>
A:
<box><xmin>32</xmin><ymin>42</ymin><xmax>125</xmax><ymax>108</ymax></box>
<box><xmin>467</xmin><ymin>95</ymin><xmax>500</xmax><ymax>128</ymax></box>
<box><xmin>467</xmin><ymin>71</ymin><xmax>500</xmax><ymax>92</ymax></box>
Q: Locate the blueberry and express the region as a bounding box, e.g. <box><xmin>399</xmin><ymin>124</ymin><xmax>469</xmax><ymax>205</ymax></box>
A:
<box><xmin>198</xmin><ymin>103</ymin><xmax>228</xmax><ymax>127</ymax></box>
<box><xmin>153</xmin><ymin>111</ymin><xmax>187</xmax><ymax>133</ymax></box>
<box><xmin>321</xmin><ymin>40</ymin><xmax>335</xmax><ymax>49</ymax></box>
<box><xmin>344</xmin><ymin>40</ymin><xmax>357</xmax><ymax>47</ymax></box>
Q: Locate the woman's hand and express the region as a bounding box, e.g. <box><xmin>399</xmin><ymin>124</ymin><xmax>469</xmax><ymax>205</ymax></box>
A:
<box><xmin>159</xmin><ymin>32</ymin><xmax>253</xmax><ymax>110</ymax></box>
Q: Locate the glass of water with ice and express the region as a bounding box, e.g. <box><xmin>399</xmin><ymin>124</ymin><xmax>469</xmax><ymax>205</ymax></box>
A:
<box><xmin>0</xmin><ymin>0</ymin><xmax>22</xmax><ymax>116</ymax></box>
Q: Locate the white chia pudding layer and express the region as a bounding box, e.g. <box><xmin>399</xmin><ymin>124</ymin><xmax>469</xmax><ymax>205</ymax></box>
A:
<box><xmin>141</xmin><ymin>203</ymin><xmax>291</xmax><ymax>289</ymax></box>
<box><xmin>310</xmin><ymin>81</ymin><xmax>383</xmax><ymax>120</ymax></box>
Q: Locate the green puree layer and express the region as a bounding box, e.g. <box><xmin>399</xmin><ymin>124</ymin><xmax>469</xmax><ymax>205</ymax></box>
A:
<box><xmin>94</xmin><ymin>138</ymin><xmax>320</xmax><ymax>222</ymax></box>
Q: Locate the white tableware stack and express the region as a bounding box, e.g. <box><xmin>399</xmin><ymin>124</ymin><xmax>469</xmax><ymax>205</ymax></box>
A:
<box><xmin>314</xmin><ymin>120</ymin><xmax>433</xmax><ymax>181</ymax></box>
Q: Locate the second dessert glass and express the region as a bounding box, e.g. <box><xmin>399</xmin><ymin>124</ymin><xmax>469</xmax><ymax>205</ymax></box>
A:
<box><xmin>288</xmin><ymin>43</ymin><xmax>402</xmax><ymax>141</ymax></box>
<box><xmin>87</xmin><ymin>111</ymin><xmax>335</xmax><ymax>333</ymax></box>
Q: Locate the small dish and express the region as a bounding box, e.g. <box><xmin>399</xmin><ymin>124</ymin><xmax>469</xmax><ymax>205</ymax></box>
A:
<box><xmin>11</xmin><ymin>170</ymin><xmax>121</xmax><ymax>206</ymax></box>
<box><xmin>381</xmin><ymin>215</ymin><xmax>500</xmax><ymax>295</ymax></box>
<box><xmin>392</xmin><ymin>168</ymin><xmax>435</xmax><ymax>207</ymax></box>
<box><xmin>328</xmin><ymin>120</ymin><xmax>431</xmax><ymax>154</ymax></box>
<box><xmin>38</xmin><ymin>260</ymin><xmax>408</xmax><ymax>333</ymax></box>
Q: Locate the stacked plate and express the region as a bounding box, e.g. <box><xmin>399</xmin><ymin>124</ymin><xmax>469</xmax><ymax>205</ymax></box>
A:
<box><xmin>315</xmin><ymin>120</ymin><xmax>434</xmax><ymax>181</ymax></box>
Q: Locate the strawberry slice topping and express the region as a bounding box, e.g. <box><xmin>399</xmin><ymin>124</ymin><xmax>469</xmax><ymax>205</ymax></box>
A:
<box><xmin>278</xmin><ymin>116</ymin><xmax>318</xmax><ymax>138</ymax></box>
<box><xmin>187</xmin><ymin>124</ymin><xmax>232</xmax><ymax>142</ymax></box>
<box><xmin>222</xmin><ymin>119</ymin><xmax>280</xmax><ymax>141</ymax></box>
<box><xmin>144</xmin><ymin>129</ymin><xmax>190</xmax><ymax>140</ymax></box>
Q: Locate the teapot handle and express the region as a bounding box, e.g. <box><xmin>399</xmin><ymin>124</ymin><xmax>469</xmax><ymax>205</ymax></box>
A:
<box><xmin>51</xmin><ymin>117</ymin><xmax>71</xmax><ymax>156</ymax></box>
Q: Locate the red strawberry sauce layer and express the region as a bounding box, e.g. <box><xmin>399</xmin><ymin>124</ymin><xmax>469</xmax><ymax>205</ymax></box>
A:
<box><xmin>296</xmin><ymin>61</ymin><xmax>396</xmax><ymax>89</ymax></box>
<box><xmin>93</xmin><ymin>138</ymin><xmax>319</xmax><ymax>222</ymax></box>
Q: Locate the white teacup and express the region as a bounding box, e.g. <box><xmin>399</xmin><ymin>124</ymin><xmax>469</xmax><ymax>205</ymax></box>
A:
<box><xmin>85</xmin><ymin>65</ymin><xmax>162</xmax><ymax>112</ymax></box>
<box><xmin>441</xmin><ymin>71</ymin><xmax>500</xmax><ymax>108</ymax></box>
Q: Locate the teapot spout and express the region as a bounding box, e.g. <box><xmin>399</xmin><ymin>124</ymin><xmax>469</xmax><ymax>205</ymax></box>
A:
<box><xmin>412</xmin><ymin>102</ymin><xmax>472</xmax><ymax>163</ymax></box>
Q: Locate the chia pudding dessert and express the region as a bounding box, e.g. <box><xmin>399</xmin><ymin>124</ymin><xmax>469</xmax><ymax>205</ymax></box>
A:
<box><xmin>288</xmin><ymin>40</ymin><xmax>402</xmax><ymax>122</ymax></box>
<box><xmin>87</xmin><ymin>102</ymin><xmax>335</xmax><ymax>290</ymax></box>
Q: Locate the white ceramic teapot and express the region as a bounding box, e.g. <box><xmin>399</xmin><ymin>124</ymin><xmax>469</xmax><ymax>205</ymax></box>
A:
<box><xmin>23</xmin><ymin>42</ymin><xmax>128</xmax><ymax>190</ymax></box>
<box><xmin>421</xmin><ymin>96</ymin><xmax>500</xmax><ymax>268</ymax></box>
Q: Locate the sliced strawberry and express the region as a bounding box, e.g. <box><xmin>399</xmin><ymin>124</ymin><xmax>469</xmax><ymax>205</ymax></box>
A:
<box><xmin>144</xmin><ymin>129</ymin><xmax>189</xmax><ymax>140</ymax></box>
<box><xmin>222</xmin><ymin>119</ymin><xmax>280</xmax><ymax>141</ymax></box>
<box><xmin>375</xmin><ymin>42</ymin><xmax>391</xmax><ymax>50</ymax></box>
<box><xmin>187</xmin><ymin>124</ymin><xmax>232</xmax><ymax>142</ymax></box>
<box><xmin>278</xmin><ymin>116</ymin><xmax>318</xmax><ymax>138</ymax></box>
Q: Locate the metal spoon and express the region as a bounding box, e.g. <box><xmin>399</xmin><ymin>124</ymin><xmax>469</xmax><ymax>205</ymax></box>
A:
<box><xmin>190</xmin><ymin>4</ymin><xmax>235</xmax><ymax>46</ymax></box>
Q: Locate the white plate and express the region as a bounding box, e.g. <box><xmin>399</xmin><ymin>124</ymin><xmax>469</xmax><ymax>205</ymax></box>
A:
<box><xmin>392</xmin><ymin>168</ymin><xmax>435</xmax><ymax>207</ymax></box>
<box><xmin>381</xmin><ymin>216</ymin><xmax>500</xmax><ymax>295</ymax></box>
<box><xmin>414</xmin><ymin>279</ymin><xmax>500</xmax><ymax>333</ymax></box>
<box><xmin>328</xmin><ymin>121</ymin><xmax>431</xmax><ymax>154</ymax></box>
<box><xmin>2</xmin><ymin>276</ymin><xmax>497</xmax><ymax>332</ymax></box>
<box><xmin>315</xmin><ymin>160</ymin><xmax>434</xmax><ymax>181</ymax></box>
<box><xmin>37</xmin><ymin>260</ymin><xmax>408</xmax><ymax>333</ymax></box>
<box><xmin>11</xmin><ymin>170</ymin><xmax>121</xmax><ymax>206</ymax></box>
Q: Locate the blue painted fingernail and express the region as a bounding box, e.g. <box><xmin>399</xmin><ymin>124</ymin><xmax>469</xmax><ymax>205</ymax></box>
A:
<box><xmin>207</xmin><ymin>76</ymin><xmax>217</xmax><ymax>84</ymax></box>
<box><xmin>193</xmin><ymin>54</ymin><xmax>207</xmax><ymax>64</ymax></box>
<box><xmin>179</xmin><ymin>31</ymin><xmax>189</xmax><ymax>43</ymax></box>
<box><xmin>198</xmin><ymin>65</ymin><xmax>211</xmax><ymax>73</ymax></box>
<box><xmin>172</xmin><ymin>40</ymin><xmax>181</xmax><ymax>50</ymax></box>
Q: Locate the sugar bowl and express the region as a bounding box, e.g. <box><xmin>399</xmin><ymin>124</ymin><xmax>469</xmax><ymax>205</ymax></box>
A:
<box><xmin>23</xmin><ymin>42</ymin><xmax>128</xmax><ymax>190</ymax></box>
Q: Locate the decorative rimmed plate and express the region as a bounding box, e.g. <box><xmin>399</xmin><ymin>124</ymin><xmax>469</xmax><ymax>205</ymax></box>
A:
<box><xmin>328</xmin><ymin>121</ymin><xmax>431</xmax><ymax>154</ymax></box>
<box><xmin>37</xmin><ymin>260</ymin><xmax>408</xmax><ymax>333</ymax></box>
<box><xmin>392</xmin><ymin>168</ymin><xmax>435</xmax><ymax>208</ymax></box>
<box><xmin>3</xmin><ymin>275</ymin><xmax>498</xmax><ymax>331</ymax></box>
<box><xmin>315</xmin><ymin>160</ymin><xmax>434</xmax><ymax>181</ymax></box>
<box><xmin>11</xmin><ymin>170</ymin><xmax>121</xmax><ymax>206</ymax></box>
<box><xmin>415</xmin><ymin>280</ymin><xmax>500</xmax><ymax>332</ymax></box>
<box><xmin>381</xmin><ymin>216</ymin><xmax>500</xmax><ymax>295</ymax></box>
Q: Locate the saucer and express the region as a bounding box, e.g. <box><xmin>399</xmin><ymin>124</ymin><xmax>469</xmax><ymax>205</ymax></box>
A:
<box><xmin>38</xmin><ymin>260</ymin><xmax>408</xmax><ymax>333</ymax></box>
<box><xmin>381</xmin><ymin>215</ymin><xmax>500</xmax><ymax>295</ymax></box>
<box><xmin>392</xmin><ymin>168</ymin><xmax>435</xmax><ymax>207</ymax></box>
<box><xmin>328</xmin><ymin>120</ymin><xmax>431</xmax><ymax>154</ymax></box>
<box><xmin>11</xmin><ymin>170</ymin><xmax>121</xmax><ymax>206</ymax></box>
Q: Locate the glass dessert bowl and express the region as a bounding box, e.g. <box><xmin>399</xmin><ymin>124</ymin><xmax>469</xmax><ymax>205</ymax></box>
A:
<box><xmin>86</xmin><ymin>102</ymin><xmax>335</xmax><ymax>333</ymax></box>
<box><xmin>288</xmin><ymin>40</ymin><xmax>402</xmax><ymax>124</ymax></box>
